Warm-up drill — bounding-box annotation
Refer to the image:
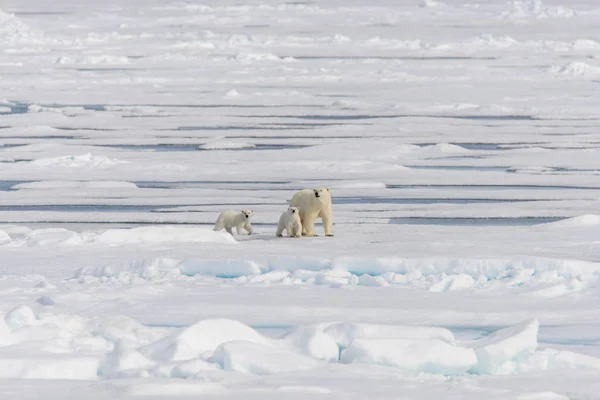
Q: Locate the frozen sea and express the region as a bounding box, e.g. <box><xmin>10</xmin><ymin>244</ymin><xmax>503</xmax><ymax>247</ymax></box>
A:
<box><xmin>1</xmin><ymin>0</ymin><xmax>600</xmax><ymax>398</ymax></box>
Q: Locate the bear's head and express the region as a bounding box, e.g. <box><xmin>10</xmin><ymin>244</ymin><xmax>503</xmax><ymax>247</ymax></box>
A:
<box><xmin>288</xmin><ymin>206</ymin><xmax>299</xmax><ymax>214</ymax></box>
<box><xmin>312</xmin><ymin>188</ymin><xmax>330</xmax><ymax>199</ymax></box>
<box><xmin>241</xmin><ymin>209</ymin><xmax>253</xmax><ymax>219</ymax></box>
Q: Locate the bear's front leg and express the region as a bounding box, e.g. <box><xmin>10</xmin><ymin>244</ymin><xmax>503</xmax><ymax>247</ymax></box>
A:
<box><xmin>245</xmin><ymin>222</ymin><xmax>253</xmax><ymax>235</ymax></box>
<box><xmin>226</xmin><ymin>227</ymin><xmax>234</xmax><ymax>235</ymax></box>
<box><xmin>302</xmin><ymin>217</ymin><xmax>317</xmax><ymax>237</ymax></box>
<box><xmin>320</xmin><ymin>209</ymin><xmax>334</xmax><ymax>237</ymax></box>
<box><xmin>291</xmin><ymin>222</ymin><xmax>302</xmax><ymax>238</ymax></box>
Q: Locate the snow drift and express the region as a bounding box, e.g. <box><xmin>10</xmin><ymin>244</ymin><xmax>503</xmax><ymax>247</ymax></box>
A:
<box><xmin>1</xmin><ymin>312</ymin><xmax>596</xmax><ymax>381</ymax></box>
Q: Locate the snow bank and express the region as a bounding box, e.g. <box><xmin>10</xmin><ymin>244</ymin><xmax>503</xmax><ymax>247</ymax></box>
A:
<box><xmin>124</xmin><ymin>381</ymin><xmax>228</xmax><ymax>397</ymax></box>
<box><xmin>516</xmin><ymin>393</ymin><xmax>569</xmax><ymax>400</ymax></box>
<box><xmin>324</xmin><ymin>322</ymin><xmax>455</xmax><ymax>348</ymax></box>
<box><xmin>96</xmin><ymin>226</ymin><xmax>237</xmax><ymax>245</ymax></box>
<box><xmin>268</xmin><ymin>257</ymin><xmax>332</xmax><ymax>272</ymax></box>
<box><xmin>92</xmin><ymin>315</ymin><xmax>166</xmax><ymax>346</ymax></box>
<box><xmin>510</xmin><ymin>348</ymin><xmax>600</xmax><ymax>375</ymax></box>
<box><xmin>503</xmin><ymin>0</ymin><xmax>576</xmax><ymax>19</ymax></box>
<box><xmin>282</xmin><ymin>322</ymin><xmax>456</xmax><ymax>363</ymax></box>
<box><xmin>140</xmin><ymin>319</ymin><xmax>271</xmax><ymax>362</ymax></box>
<box><xmin>329</xmin><ymin>181</ymin><xmax>386</xmax><ymax>189</ymax></box>
<box><xmin>74</xmin><ymin>258</ymin><xmax>183</xmax><ymax>284</ymax></box>
<box><xmin>468</xmin><ymin>34</ymin><xmax>519</xmax><ymax>49</ymax></box>
<box><xmin>534</xmin><ymin>349</ymin><xmax>600</xmax><ymax>372</ymax></box>
<box><xmin>199</xmin><ymin>141</ymin><xmax>256</xmax><ymax>150</ymax></box>
<box><xmin>31</xmin><ymin>154</ymin><xmax>129</xmax><ymax>168</ymax></box>
<box><xmin>179</xmin><ymin>259</ymin><xmax>263</xmax><ymax>278</ymax></box>
<box><xmin>4</xmin><ymin>305</ymin><xmax>37</xmax><ymax>330</ymax></box>
<box><xmin>170</xmin><ymin>359</ymin><xmax>220</xmax><ymax>379</ymax></box>
<box><xmin>75</xmin><ymin>258</ymin><xmax>260</xmax><ymax>283</ymax></box>
<box><xmin>542</xmin><ymin>214</ymin><xmax>600</xmax><ymax>227</ymax></box>
<box><xmin>98</xmin><ymin>339</ymin><xmax>155</xmax><ymax>378</ymax></box>
<box><xmin>12</xmin><ymin>181</ymin><xmax>138</xmax><ymax>190</ymax></box>
<box><xmin>420</xmin><ymin>0</ymin><xmax>447</xmax><ymax>8</ymax></box>
<box><xmin>54</xmin><ymin>55</ymin><xmax>129</xmax><ymax>65</ymax></box>
<box><xmin>419</xmin><ymin>143</ymin><xmax>470</xmax><ymax>154</ymax></box>
<box><xmin>0</xmin><ymin>230</ymin><xmax>11</xmax><ymax>245</ymax></box>
<box><xmin>234</xmin><ymin>52</ymin><xmax>281</xmax><ymax>64</ymax></box>
<box><xmin>0</xmin><ymin>356</ymin><xmax>99</xmax><ymax>379</ymax></box>
<box><xmin>550</xmin><ymin>62</ymin><xmax>600</xmax><ymax>79</ymax></box>
<box><xmin>23</xmin><ymin>228</ymin><xmax>83</xmax><ymax>247</ymax></box>
<box><xmin>282</xmin><ymin>323</ymin><xmax>340</xmax><ymax>362</ymax></box>
<box><xmin>7</xmin><ymin>227</ymin><xmax>236</xmax><ymax>249</ymax></box>
<box><xmin>0</xmin><ymin>9</ymin><xmax>40</xmax><ymax>43</ymax></box>
<box><xmin>341</xmin><ymin>338</ymin><xmax>477</xmax><ymax>375</ymax></box>
<box><xmin>213</xmin><ymin>341</ymin><xmax>320</xmax><ymax>375</ymax></box>
<box><xmin>327</xmin><ymin>257</ymin><xmax>600</xmax><ymax>292</ymax></box>
<box><xmin>1</xmin><ymin>310</ymin><xmax>599</xmax><ymax>382</ymax></box>
<box><xmin>470</xmin><ymin>318</ymin><xmax>539</xmax><ymax>374</ymax></box>
<box><xmin>74</xmin><ymin>255</ymin><xmax>600</xmax><ymax>292</ymax></box>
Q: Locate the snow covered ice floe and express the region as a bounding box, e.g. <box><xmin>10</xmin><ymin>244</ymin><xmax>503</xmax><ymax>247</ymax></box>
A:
<box><xmin>64</xmin><ymin>255</ymin><xmax>600</xmax><ymax>294</ymax></box>
<box><xmin>199</xmin><ymin>140</ymin><xmax>256</xmax><ymax>150</ymax></box>
<box><xmin>340</xmin><ymin>338</ymin><xmax>478</xmax><ymax>375</ymax></box>
<box><xmin>139</xmin><ymin>318</ymin><xmax>272</xmax><ymax>362</ymax></box>
<box><xmin>95</xmin><ymin>227</ymin><xmax>237</xmax><ymax>245</ymax></box>
<box><xmin>469</xmin><ymin>318</ymin><xmax>539</xmax><ymax>374</ymax></box>
<box><xmin>213</xmin><ymin>341</ymin><xmax>321</xmax><ymax>375</ymax></box>
<box><xmin>30</xmin><ymin>154</ymin><xmax>129</xmax><ymax>169</ymax></box>
<box><xmin>1</xmin><ymin>312</ymin><xmax>599</xmax><ymax>381</ymax></box>
<box><xmin>12</xmin><ymin>181</ymin><xmax>138</xmax><ymax>190</ymax></box>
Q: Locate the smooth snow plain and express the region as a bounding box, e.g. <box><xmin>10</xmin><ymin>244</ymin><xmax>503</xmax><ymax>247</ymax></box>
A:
<box><xmin>1</xmin><ymin>0</ymin><xmax>600</xmax><ymax>398</ymax></box>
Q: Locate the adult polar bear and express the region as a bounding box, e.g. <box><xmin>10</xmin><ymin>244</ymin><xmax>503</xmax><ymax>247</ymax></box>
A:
<box><xmin>289</xmin><ymin>188</ymin><xmax>333</xmax><ymax>237</ymax></box>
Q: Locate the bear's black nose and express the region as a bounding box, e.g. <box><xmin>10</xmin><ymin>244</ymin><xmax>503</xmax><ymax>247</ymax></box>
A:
<box><xmin>292</xmin><ymin>209</ymin><xmax>296</xmax><ymax>213</ymax></box>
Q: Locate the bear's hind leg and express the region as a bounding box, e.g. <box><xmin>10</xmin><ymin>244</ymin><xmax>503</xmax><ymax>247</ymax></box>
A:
<box><xmin>213</xmin><ymin>216</ymin><xmax>223</xmax><ymax>231</ymax></box>
<box><xmin>275</xmin><ymin>220</ymin><xmax>284</xmax><ymax>237</ymax></box>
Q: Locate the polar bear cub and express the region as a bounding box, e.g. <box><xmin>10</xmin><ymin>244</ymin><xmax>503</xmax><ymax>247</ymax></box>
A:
<box><xmin>214</xmin><ymin>209</ymin><xmax>254</xmax><ymax>235</ymax></box>
<box><xmin>276</xmin><ymin>207</ymin><xmax>302</xmax><ymax>238</ymax></box>
<box><xmin>289</xmin><ymin>188</ymin><xmax>333</xmax><ymax>237</ymax></box>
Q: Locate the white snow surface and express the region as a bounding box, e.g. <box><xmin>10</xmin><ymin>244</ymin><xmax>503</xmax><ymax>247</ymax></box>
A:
<box><xmin>1</xmin><ymin>0</ymin><xmax>600</xmax><ymax>398</ymax></box>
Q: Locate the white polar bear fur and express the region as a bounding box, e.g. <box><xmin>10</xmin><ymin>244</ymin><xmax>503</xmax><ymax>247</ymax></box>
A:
<box><xmin>214</xmin><ymin>209</ymin><xmax>254</xmax><ymax>235</ymax></box>
<box><xmin>276</xmin><ymin>207</ymin><xmax>302</xmax><ymax>238</ymax></box>
<box><xmin>289</xmin><ymin>188</ymin><xmax>333</xmax><ymax>237</ymax></box>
